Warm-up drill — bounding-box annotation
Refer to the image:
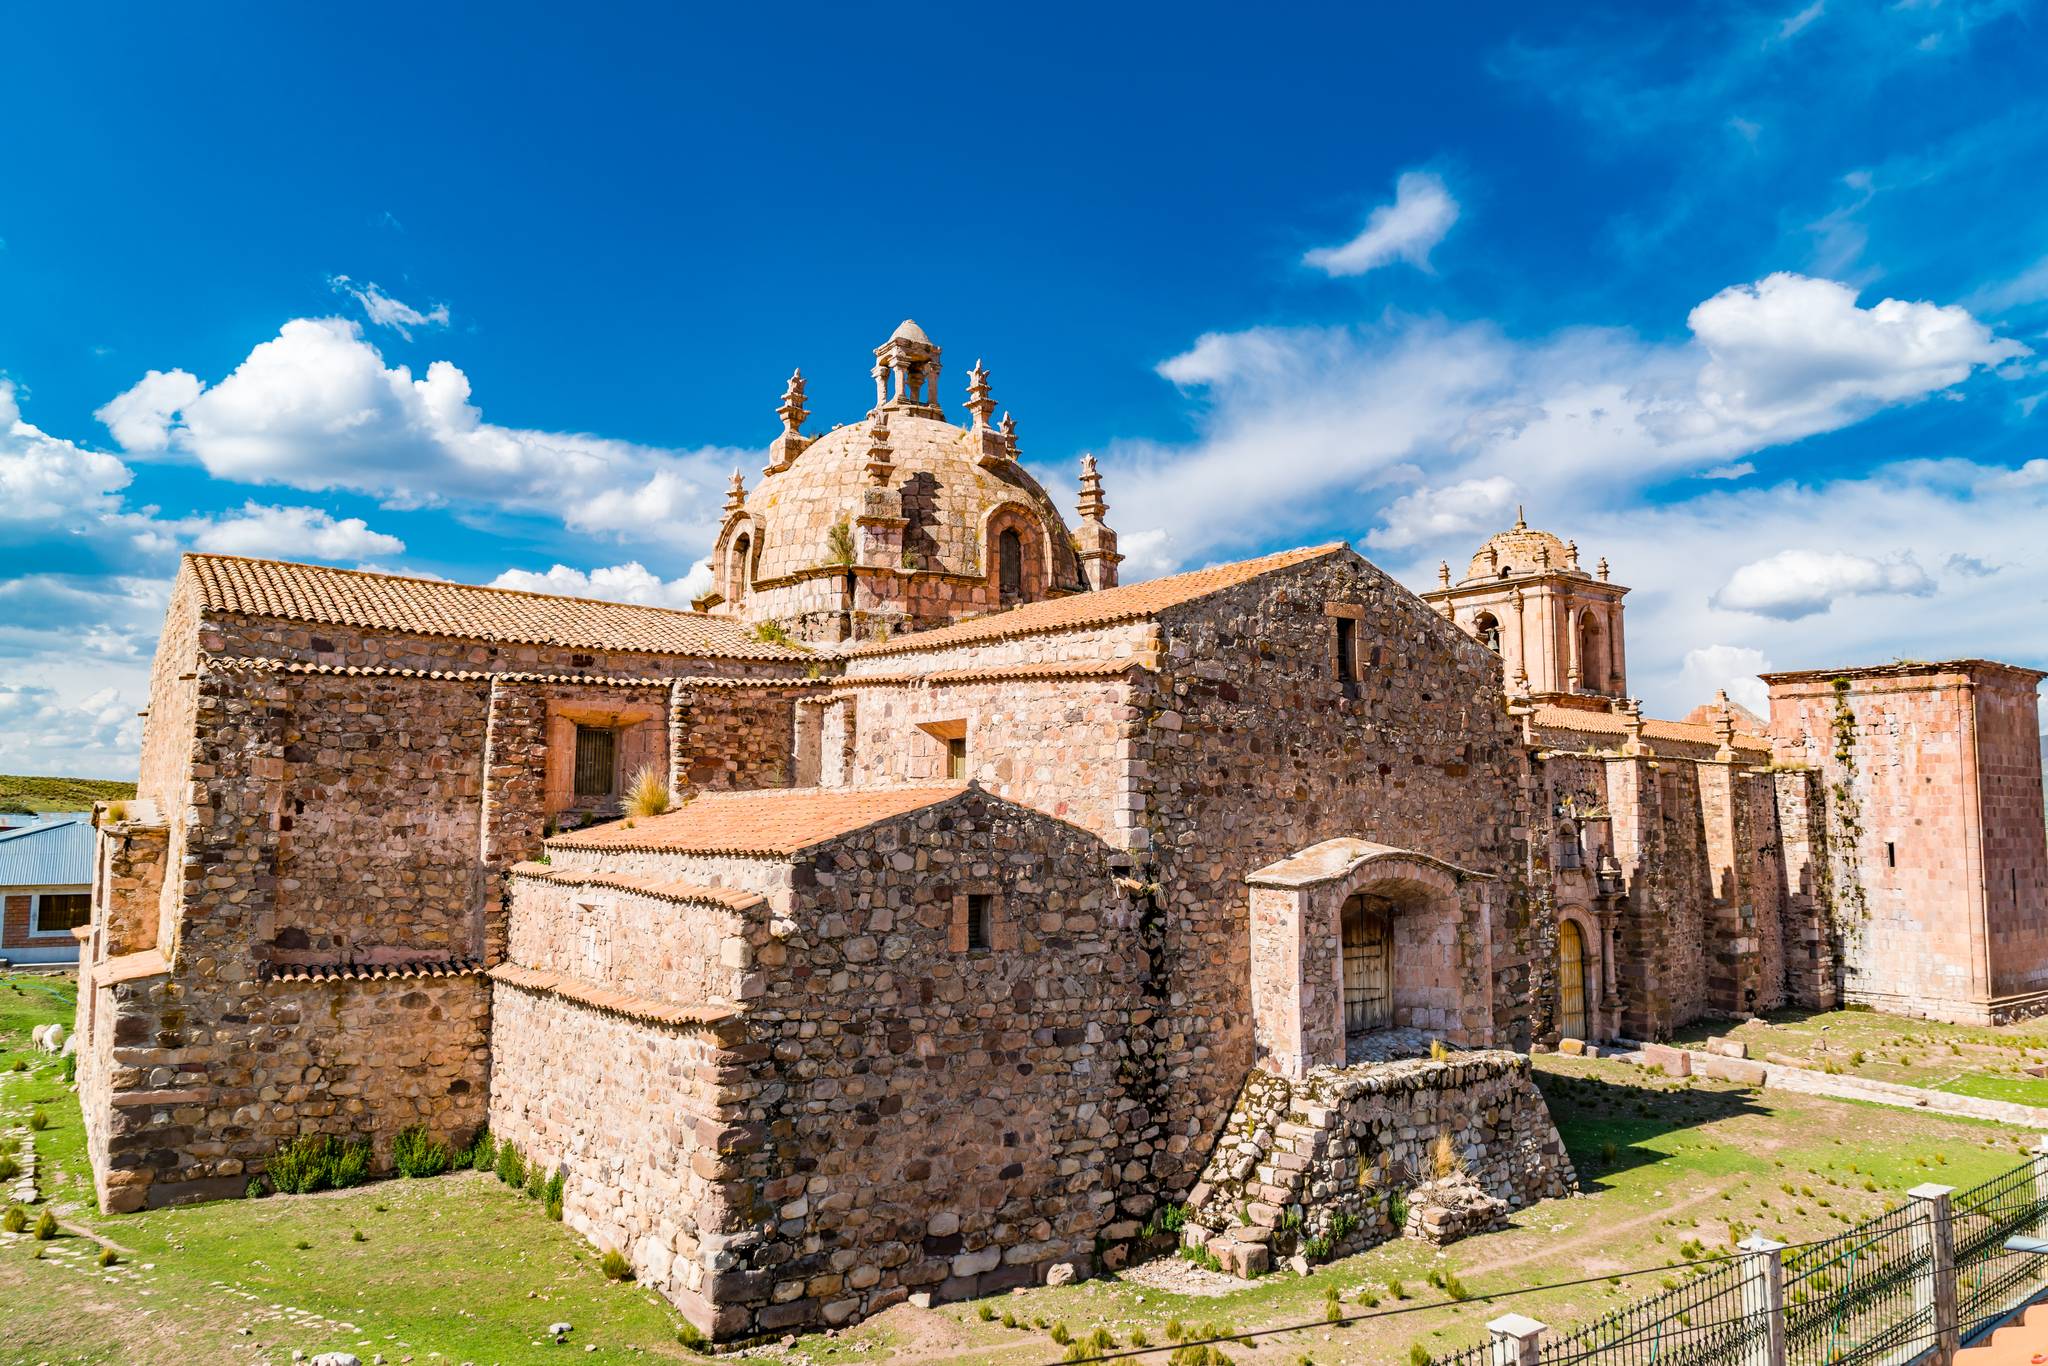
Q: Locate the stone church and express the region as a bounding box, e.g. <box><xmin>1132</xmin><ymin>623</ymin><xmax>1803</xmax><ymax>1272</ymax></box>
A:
<box><xmin>72</xmin><ymin>322</ymin><xmax>2048</xmax><ymax>1337</ymax></box>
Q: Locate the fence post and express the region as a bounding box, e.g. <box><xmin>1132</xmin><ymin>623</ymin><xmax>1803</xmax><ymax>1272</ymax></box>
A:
<box><xmin>1909</xmin><ymin>1183</ymin><xmax>1958</xmax><ymax>1366</ymax></box>
<box><xmin>2033</xmin><ymin>1136</ymin><xmax>2048</xmax><ymax>1231</ymax></box>
<box><xmin>1485</xmin><ymin>1312</ymin><xmax>1545</xmax><ymax>1366</ymax></box>
<box><xmin>1736</xmin><ymin>1234</ymin><xmax>1787</xmax><ymax>1366</ymax></box>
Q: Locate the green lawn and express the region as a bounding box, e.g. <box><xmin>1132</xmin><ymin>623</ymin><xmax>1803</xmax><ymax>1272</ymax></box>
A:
<box><xmin>4</xmin><ymin>977</ymin><xmax>2040</xmax><ymax>1366</ymax></box>
<box><xmin>1672</xmin><ymin>1006</ymin><xmax>2048</xmax><ymax>1106</ymax></box>
<box><xmin>0</xmin><ymin>773</ymin><xmax>135</xmax><ymax>815</ymax></box>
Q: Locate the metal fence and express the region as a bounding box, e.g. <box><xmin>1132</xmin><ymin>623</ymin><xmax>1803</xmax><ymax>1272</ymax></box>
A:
<box><xmin>1442</xmin><ymin>1144</ymin><xmax>2048</xmax><ymax>1366</ymax></box>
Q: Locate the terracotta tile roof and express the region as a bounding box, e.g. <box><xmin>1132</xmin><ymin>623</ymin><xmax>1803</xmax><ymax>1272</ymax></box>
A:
<box><xmin>548</xmin><ymin>784</ymin><xmax>970</xmax><ymax>857</ymax></box>
<box><xmin>507</xmin><ymin>864</ymin><xmax>766</xmax><ymax>910</ymax></box>
<box><xmin>850</xmin><ymin>543</ymin><xmax>1350</xmax><ymax>657</ymax></box>
<box><xmin>258</xmin><ymin>956</ymin><xmax>484</xmax><ymax>983</ymax></box>
<box><xmin>185</xmin><ymin>553</ymin><xmax>809</xmax><ymax>661</ymax></box>
<box><xmin>1530</xmin><ymin>703</ymin><xmax>1772</xmax><ymax>755</ymax></box>
<box><xmin>489</xmin><ymin>963</ymin><xmax>738</xmax><ymax>1028</ymax></box>
<box><xmin>835</xmin><ymin>659</ymin><xmax>1148</xmax><ymax>688</ymax></box>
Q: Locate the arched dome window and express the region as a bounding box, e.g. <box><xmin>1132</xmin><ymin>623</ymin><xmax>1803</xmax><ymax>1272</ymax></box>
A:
<box><xmin>1472</xmin><ymin>611</ymin><xmax>1501</xmax><ymax>653</ymax></box>
<box><xmin>730</xmin><ymin>533</ymin><xmax>751</xmax><ymax>604</ymax></box>
<box><xmin>998</xmin><ymin>527</ymin><xmax>1023</xmax><ymax>605</ymax></box>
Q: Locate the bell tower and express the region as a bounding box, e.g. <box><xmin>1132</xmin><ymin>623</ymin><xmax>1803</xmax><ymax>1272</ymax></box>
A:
<box><xmin>1421</xmin><ymin>509</ymin><xmax>1629</xmax><ymax>700</ymax></box>
<box><xmin>871</xmin><ymin>320</ymin><xmax>943</xmax><ymax>417</ymax></box>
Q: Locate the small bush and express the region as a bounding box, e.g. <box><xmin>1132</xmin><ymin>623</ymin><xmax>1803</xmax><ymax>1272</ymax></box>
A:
<box><xmin>27</xmin><ymin>1109</ymin><xmax>48</xmax><ymax>1132</ymax></box>
<box><xmin>1089</xmin><ymin>1328</ymin><xmax>1118</xmax><ymax>1351</ymax></box>
<box><xmin>245</xmin><ymin>1178</ymin><xmax>268</xmax><ymax>1199</ymax></box>
<box><xmin>1131</xmin><ymin>1328</ymin><xmax>1151</xmax><ymax>1348</ymax></box>
<box><xmin>1324</xmin><ymin>1289</ymin><xmax>1344</xmax><ymax>1324</ymax></box>
<box><xmin>676</xmin><ymin>1319</ymin><xmax>707</xmax><ymax>1352</ymax></box>
<box><xmin>391</xmin><ymin>1124</ymin><xmax>452</xmax><ymax>1179</ymax></box>
<box><xmin>1002</xmin><ymin>1311</ymin><xmax>1019</xmax><ymax>1329</ymax></box>
<box><xmin>1061</xmin><ymin>1346</ymin><xmax>1090</xmax><ymax>1364</ymax></box>
<box><xmin>34</xmin><ymin>1209</ymin><xmax>58</xmax><ymax>1240</ymax></box>
<box><xmin>1050</xmin><ymin>1322</ymin><xmax>1073</xmax><ymax>1345</ymax></box>
<box><xmin>1409</xmin><ymin>1345</ymin><xmax>1433</xmax><ymax>1366</ymax></box>
<box><xmin>977</xmin><ymin>1303</ymin><xmax>996</xmax><ymax>1322</ymax></box>
<box><xmin>495</xmin><ymin>1143</ymin><xmax>527</xmax><ymax>1188</ymax></box>
<box><xmin>624</xmin><ymin>766</ymin><xmax>674</xmax><ymax>819</ymax></box>
<box><xmin>295</xmin><ymin>1239</ymin><xmax>313</xmax><ymax>1251</ymax></box>
<box><xmin>98</xmin><ymin>1246</ymin><xmax>119</xmax><ymax>1268</ymax></box>
<box><xmin>1</xmin><ymin>1205</ymin><xmax>24</xmax><ymax>1233</ymax></box>
<box><xmin>264</xmin><ymin>1134</ymin><xmax>373</xmax><ymax>1194</ymax></box>
<box><xmin>600</xmin><ymin>1248</ymin><xmax>634</xmax><ymax>1281</ymax></box>
<box><xmin>1444</xmin><ymin>1272</ymin><xmax>1471</xmax><ymax>1301</ymax></box>
<box><xmin>1165</xmin><ymin>1319</ymin><xmax>1186</xmax><ymax>1342</ymax></box>
<box><xmin>62</xmin><ymin>1054</ymin><xmax>76</xmax><ymax>1085</ymax></box>
<box><xmin>525</xmin><ymin>1160</ymin><xmax>548</xmax><ymax>1200</ymax></box>
<box><xmin>467</xmin><ymin>1128</ymin><xmax>496</xmax><ymax>1171</ymax></box>
<box><xmin>0</xmin><ymin>1155</ymin><xmax>17</xmax><ymax>1183</ymax></box>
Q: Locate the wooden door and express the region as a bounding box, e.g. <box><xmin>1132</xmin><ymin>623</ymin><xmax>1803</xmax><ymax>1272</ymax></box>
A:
<box><xmin>1341</xmin><ymin>896</ymin><xmax>1392</xmax><ymax>1035</ymax></box>
<box><xmin>1558</xmin><ymin>919</ymin><xmax>1589</xmax><ymax>1040</ymax></box>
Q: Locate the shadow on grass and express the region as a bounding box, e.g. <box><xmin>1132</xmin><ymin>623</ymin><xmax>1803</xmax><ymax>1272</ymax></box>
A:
<box><xmin>1534</xmin><ymin>1068</ymin><xmax>1770</xmax><ymax>1193</ymax></box>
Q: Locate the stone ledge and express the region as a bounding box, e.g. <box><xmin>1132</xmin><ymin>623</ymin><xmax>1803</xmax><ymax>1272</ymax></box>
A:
<box><xmin>489</xmin><ymin>963</ymin><xmax>740</xmax><ymax>1030</ymax></box>
<box><xmin>507</xmin><ymin>866</ymin><xmax>765</xmax><ymax>912</ymax></box>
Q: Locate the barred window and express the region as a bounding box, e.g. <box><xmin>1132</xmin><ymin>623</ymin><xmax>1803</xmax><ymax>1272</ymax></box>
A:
<box><xmin>574</xmin><ymin>725</ymin><xmax>617</xmax><ymax>797</ymax></box>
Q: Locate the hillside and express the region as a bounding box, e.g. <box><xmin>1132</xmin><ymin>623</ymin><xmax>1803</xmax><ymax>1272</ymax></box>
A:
<box><xmin>0</xmin><ymin>773</ymin><xmax>138</xmax><ymax>815</ymax></box>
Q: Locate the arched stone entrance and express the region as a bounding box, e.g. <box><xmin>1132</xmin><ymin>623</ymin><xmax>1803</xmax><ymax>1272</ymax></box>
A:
<box><xmin>1246</xmin><ymin>838</ymin><xmax>1497</xmax><ymax>1077</ymax></box>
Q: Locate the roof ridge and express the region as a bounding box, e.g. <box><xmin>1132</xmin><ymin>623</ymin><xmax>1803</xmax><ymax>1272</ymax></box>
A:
<box><xmin>183</xmin><ymin>551</ymin><xmax>733</xmax><ymax>624</ymax></box>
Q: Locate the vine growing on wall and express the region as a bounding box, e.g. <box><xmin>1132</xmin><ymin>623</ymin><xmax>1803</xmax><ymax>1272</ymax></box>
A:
<box><xmin>1822</xmin><ymin>679</ymin><xmax>1871</xmax><ymax>968</ymax></box>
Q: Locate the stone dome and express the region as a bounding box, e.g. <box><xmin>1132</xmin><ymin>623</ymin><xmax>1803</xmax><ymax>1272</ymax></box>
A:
<box><xmin>1464</xmin><ymin>511</ymin><xmax>1578</xmax><ymax>582</ymax></box>
<box><xmin>888</xmin><ymin>318</ymin><xmax>931</xmax><ymax>345</ymax></box>
<box><xmin>737</xmin><ymin>412</ymin><xmax>1084</xmax><ymax>589</ymax></box>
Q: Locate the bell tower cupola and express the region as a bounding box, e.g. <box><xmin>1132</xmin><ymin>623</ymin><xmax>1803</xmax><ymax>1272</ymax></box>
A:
<box><xmin>871</xmin><ymin>320</ymin><xmax>943</xmax><ymax>417</ymax></box>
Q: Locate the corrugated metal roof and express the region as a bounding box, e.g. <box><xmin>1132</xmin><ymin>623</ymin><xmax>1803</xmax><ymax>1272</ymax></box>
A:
<box><xmin>0</xmin><ymin>815</ymin><xmax>94</xmax><ymax>888</ymax></box>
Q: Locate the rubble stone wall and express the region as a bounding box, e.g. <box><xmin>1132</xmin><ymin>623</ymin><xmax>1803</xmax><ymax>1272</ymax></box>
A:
<box><xmin>1184</xmin><ymin>1053</ymin><xmax>1575</xmax><ymax>1275</ymax></box>
<box><xmin>1131</xmin><ymin>553</ymin><xmax>1535</xmax><ymax>1196</ymax></box>
<box><xmin>503</xmin><ymin>869</ymin><xmax>751</xmax><ymax>1011</ymax></box>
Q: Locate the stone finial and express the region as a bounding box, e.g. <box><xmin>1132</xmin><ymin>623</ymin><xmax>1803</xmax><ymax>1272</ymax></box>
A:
<box><xmin>1077</xmin><ymin>453</ymin><xmax>1109</xmax><ymax>522</ymax></box>
<box><xmin>1712</xmin><ymin>689</ymin><xmax>1740</xmax><ymax>762</ymax></box>
<box><xmin>964</xmin><ymin>359</ymin><xmax>997</xmax><ymax>433</ymax></box>
<box><xmin>1075</xmin><ymin>454</ymin><xmax>1122</xmax><ymax>590</ymax></box>
<box><xmin>1514</xmin><ymin>503</ymin><xmax>1527</xmax><ymax>531</ymax></box>
<box><xmin>1437</xmin><ymin>560</ymin><xmax>1451</xmax><ymax>588</ymax></box>
<box><xmin>777</xmin><ymin>369</ymin><xmax>809</xmax><ymax>435</ymax></box>
<box><xmin>998</xmin><ymin>411</ymin><xmax>1018</xmax><ymax>459</ymax></box>
<box><xmin>1621</xmin><ymin>697</ymin><xmax>1654</xmax><ymax>757</ymax></box>
<box><xmin>865</xmin><ymin>410</ymin><xmax>894</xmax><ymax>486</ymax></box>
<box><xmin>723</xmin><ymin>469</ymin><xmax>746</xmax><ymax>515</ymax></box>
<box><xmin>1565</xmin><ymin>539</ymin><xmax>1579</xmax><ymax>569</ymax></box>
<box><xmin>1596</xmin><ymin>556</ymin><xmax>1610</xmax><ymax>582</ymax></box>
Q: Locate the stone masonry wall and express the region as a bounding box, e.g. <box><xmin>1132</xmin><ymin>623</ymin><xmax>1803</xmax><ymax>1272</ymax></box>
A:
<box><xmin>1183</xmin><ymin>1053</ymin><xmax>1575</xmax><ymax>1275</ymax></box>
<box><xmin>488</xmin><ymin>790</ymin><xmax>1150</xmax><ymax>1339</ymax></box>
<box><xmin>1131</xmin><ymin>551</ymin><xmax>1534</xmax><ymax>1198</ymax></box>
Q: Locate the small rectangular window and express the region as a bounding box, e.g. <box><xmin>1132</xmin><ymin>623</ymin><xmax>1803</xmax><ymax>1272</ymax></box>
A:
<box><xmin>1886</xmin><ymin>841</ymin><xmax>1896</xmax><ymax>869</ymax></box>
<box><xmin>1335</xmin><ymin>616</ymin><xmax>1357</xmax><ymax>682</ymax></box>
<box><xmin>574</xmin><ymin>725</ymin><xmax>617</xmax><ymax>797</ymax></box>
<box><xmin>965</xmin><ymin>893</ymin><xmax>992</xmax><ymax>951</ymax></box>
<box><xmin>946</xmin><ymin>736</ymin><xmax>968</xmax><ymax>780</ymax></box>
<box><xmin>33</xmin><ymin>892</ymin><xmax>91</xmax><ymax>934</ymax></box>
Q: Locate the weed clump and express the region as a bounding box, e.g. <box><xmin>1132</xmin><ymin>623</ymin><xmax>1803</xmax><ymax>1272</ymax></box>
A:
<box><xmin>97</xmin><ymin>1246</ymin><xmax>119</xmax><ymax>1268</ymax></box>
<box><xmin>264</xmin><ymin>1134</ymin><xmax>372</xmax><ymax>1194</ymax></box>
<box><xmin>1</xmin><ymin>1205</ymin><xmax>24</xmax><ymax>1234</ymax></box>
<box><xmin>34</xmin><ymin>1209</ymin><xmax>58</xmax><ymax>1240</ymax></box>
<box><xmin>623</xmin><ymin>766</ymin><xmax>674</xmax><ymax>818</ymax></box>
<box><xmin>600</xmin><ymin>1248</ymin><xmax>634</xmax><ymax>1281</ymax></box>
<box><xmin>391</xmin><ymin>1124</ymin><xmax>452</xmax><ymax>1179</ymax></box>
<box><xmin>27</xmin><ymin>1109</ymin><xmax>48</xmax><ymax>1132</ymax></box>
<box><xmin>495</xmin><ymin>1142</ymin><xmax>527</xmax><ymax>1189</ymax></box>
<box><xmin>465</xmin><ymin>1128</ymin><xmax>496</xmax><ymax>1171</ymax></box>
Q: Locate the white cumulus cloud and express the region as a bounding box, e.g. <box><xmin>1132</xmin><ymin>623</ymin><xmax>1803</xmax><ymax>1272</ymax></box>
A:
<box><xmin>1365</xmin><ymin>476</ymin><xmax>1517</xmax><ymax>551</ymax></box>
<box><xmin>1</xmin><ymin>379</ymin><xmax>134</xmax><ymax>523</ymax></box>
<box><xmin>1678</xmin><ymin>644</ymin><xmax>1774</xmax><ymax>717</ymax></box>
<box><xmin>1713</xmin><ymin>548</ymin><xmax>1936</xmax><ymax>620</ymax></box>
<box><xmin>93</xmin><ymin>368</ymin><xmax>205</xmax><ymax>453</ymax></box>
<box><xmin>97</xmin><ymin>317</ymin><xmax>745</xmax><ymax>543</ymax></box>
<box><xmin>490</xmin><ymin>559</ymin><xmax>713</xmax><ymax>610</ymax></box>
<box><xmin>1303</xmin><ymin>171</ymin><xmax>1460</xmax><ymax>278</ymax></box>
<box><xmin>182</xmin><ymin>503</ymin><xmax>406</xmax><ymax>561</ymax></box>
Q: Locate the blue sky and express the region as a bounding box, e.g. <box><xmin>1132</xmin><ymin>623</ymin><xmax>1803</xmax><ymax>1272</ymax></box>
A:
<box><xmin>3</xmin><ymin>1</ymin><xmax>2045</xmax><ymax>775</ymax></box>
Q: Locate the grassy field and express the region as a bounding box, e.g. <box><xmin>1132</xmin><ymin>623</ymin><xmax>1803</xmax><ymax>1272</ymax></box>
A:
<box><xmin>1672</xmin><ymin>1006</ymin><xmax>2048</xmax><ymax>1108</ymax></box>
<box><xmin>2</xmin><ymin>975</ymin><xmax>2040</xmax><ymax>1365</ymax></box>
<box><xmin>0</xmin><ymin>773</ymin><xmax>136</xmax><ymax>815</ymax></box>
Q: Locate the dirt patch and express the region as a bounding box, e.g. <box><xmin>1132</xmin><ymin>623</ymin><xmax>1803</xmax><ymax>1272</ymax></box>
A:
<box><xmin>1122</xmin><ymin>1256</ymin><xmax>1248</xmax><ymax>1297</ymax></box>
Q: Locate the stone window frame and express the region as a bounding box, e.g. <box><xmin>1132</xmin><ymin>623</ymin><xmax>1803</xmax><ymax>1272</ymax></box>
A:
<box><xmin>915</xmin><ymin>718</ymin><xmax>969</xmax><ymax>782</ymax></box>
<box><xmin>1323</xmin><ymin>603</ymin><xmax>1366</xmax><ymax>696</ymax></box>
<box><xmin>948</xmin><ymin>886</ymin><xmax>1017</xmax><ymax>954</ymax></box>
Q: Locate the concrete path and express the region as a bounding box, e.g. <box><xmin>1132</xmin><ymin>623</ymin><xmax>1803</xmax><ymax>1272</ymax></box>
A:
<box><xmin>1603</xmin><ymin>1039</ymin><xmax>2048</xmax><ymax>1130</ymax></box>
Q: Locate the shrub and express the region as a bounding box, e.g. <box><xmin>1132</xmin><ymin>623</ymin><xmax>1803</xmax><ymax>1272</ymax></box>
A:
<box><xmin>525</xmin><ymin>1160</ymin><xmax>548</xmax><ymax>1200</ymax></box>
<box><xmin>1131</xmin><ymin>1328</ymin><xmax>1151</xmax><ymax>1348</ymax></box>
<box><xmin>0</xmin><ymin>1155</ymin><xmax>17</xmax><ymax>1183</ymax></box>
<box><xmin>467</xmin><ymin>1128</ymin><xmax>496</xmax><ymax>1171</ymax></box>
<box><xmin>545</xmin><ymin>1167</ymin><xmax>565</xmax><ymax>1207</ymax></box>
<box><xmin>1324</xmin><ymin>1289</ymin><xmax>1344</xmax><ymax>1324</ymax></box>
<box><xmin>1002</xmin><ymin>1311</ymin><xmax>1019</xmax><ymax>1329</ymax></box>
<box><xmin>352</xmin><ymin>1228</ymin><xmax>367</xmax><ymax>1243</ymax></box>
<box><xmin>98</xmin><ymin>1246</ymin><xmax>119</xmax><ymax>1268</ymax></box>
<box><xmin>1</xmin><ymin>1205</ymin><xmax>24</xmax><ymax>1233</ymax></box>
<box><xmin>391</xmin><ymin>1124</ymin><xmax>452</xmax><ymax>1179</ymax></box>
<box><xmin>264</xmin><ymin>1134</ymin><xmax>373</xmax><ymax>1194</ymax></box>
<box><xmin>245</xmin><ymin>1178</ymin><xmax>268</xmax><ymax>1199</ymax></box>
<box><xmin>676</xmin><ymin>1319</ymin><xmax>707</xmax><ymax>1352</ymax></box>
<box><xmin>1389</xmin><ymin>1191</ymin><xmax>1409</xmax><ymax>1232</ymax></box>
<box><xmin>623</xmin><ymin>767</ymin><xmax>674</xmax><ymax>819</ymax></box>
<box><xmin>1444</xmin><ymin>1272</ymin><xmax>1471</xmax><ymax>1301</ymax></box>
<box><xmin>27</xmin><ymin>1108</ymin><xmax>48</xmax><ymax>1132</ymax></box>
<box><xmin>1088</xmin><ymin>1327</ymin><xmax>1118</xmax><ymax>1351</ymax></box>
<box><xmin>62</xmin><ymin>1054</ymin><xmax>76</xmax><ymax>1085</ymax></box>
<box><xmin>495</xmin><ymin>1143</ymin><xmax>527</xmax><ymax>1188</ymax></box>
<box><xmin>1409</xmin><ymin>1345</ymin><xmax>1433</xmax><ymax>1366</ymax></box>
<box><xmin>1050</xmin><ymin>1322</ymin><xmax>1073</xmax><ymax>1345</ymax></box>
<box><xmin>977</xmin><ymin>1304</ymin><xmax>996</xmax><ymax>1322</ymax></box>
<box><xmin>600</xmin><ymin>1248</ymin><xmax>634</xmax><ymax>1281</ymax></box>
<box><xmin>34</xmin><ymin>1209</ymin><xmax>58</xmax><ymax>1240</ymax></box>
<box><xmin>825</xmin><ymin>520</ymin><xmax>856</xmax><ymax>566</ymax></box>
<box><xmin>1062</xmin><ymin>1346</ymin><xmax>1091</xmax><ymax>1364</ymax></box>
